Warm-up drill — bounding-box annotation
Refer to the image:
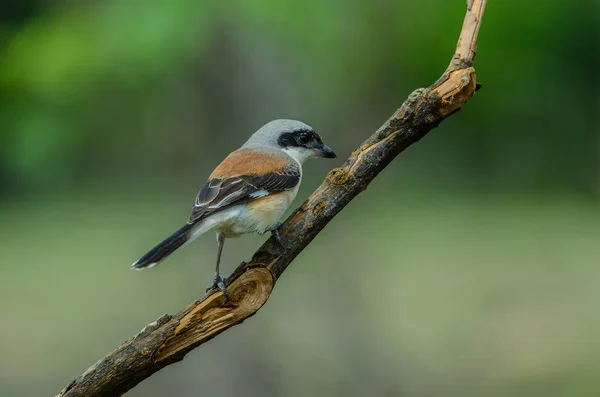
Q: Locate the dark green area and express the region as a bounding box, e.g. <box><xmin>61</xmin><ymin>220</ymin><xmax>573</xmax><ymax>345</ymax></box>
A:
<box><xmin>0</xmin><ymin>0</ymin><xmax>597</xmax><ymax>196</ymax></box>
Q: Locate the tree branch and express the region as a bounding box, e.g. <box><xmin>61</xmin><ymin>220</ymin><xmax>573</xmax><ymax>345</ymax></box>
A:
<box><xmin>56</xmin><ymin>1</ymin><xmax>487</xmax><ymax>396</ymax></box>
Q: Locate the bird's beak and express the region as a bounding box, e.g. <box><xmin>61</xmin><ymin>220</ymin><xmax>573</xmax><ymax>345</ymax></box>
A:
<box><xmin>315</xmin><ymin>143</ymin><xmax>336</xmax><ymax>158</ymax></box>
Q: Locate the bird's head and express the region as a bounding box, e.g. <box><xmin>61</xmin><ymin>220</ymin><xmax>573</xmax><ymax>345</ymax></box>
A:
<box><xmin>244</xmin><ymin>119</ymin><xmax>336</xmax><ymax>164</ymax></box>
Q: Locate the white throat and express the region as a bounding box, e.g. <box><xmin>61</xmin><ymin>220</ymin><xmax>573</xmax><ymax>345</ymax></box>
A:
<box><xmin>282</xmin><ymin>147</ymin><xmax>313</xmax><ymax>165</ymax></box>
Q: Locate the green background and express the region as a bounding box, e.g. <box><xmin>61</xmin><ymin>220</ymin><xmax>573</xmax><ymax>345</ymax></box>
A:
<box><xmin>1</xmin><ymin>1</ymin><xmax>598</xmax><ymax>396</ymax></box>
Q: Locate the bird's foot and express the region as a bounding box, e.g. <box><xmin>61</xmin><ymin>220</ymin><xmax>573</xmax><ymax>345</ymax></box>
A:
<box><xmin>271</xmin><ymin>229</ymin><xmax>282</xmax><ymax>244</ymax></box>
<box><xmin>270</xmin><ymin>222</ymin><xmax>285</xmax><ymax>247</ymax></box>
<box><xmin>205</xmin><ymin>273</ymin><xmax>229</xmax><ymax>300</ymax></box>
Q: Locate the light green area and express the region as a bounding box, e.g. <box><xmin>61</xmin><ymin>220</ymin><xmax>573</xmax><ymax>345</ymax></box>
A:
<box><xmin>1</xmin><ymin>191</ymin><xmax>599</xmax><ymax>396</ymax></box>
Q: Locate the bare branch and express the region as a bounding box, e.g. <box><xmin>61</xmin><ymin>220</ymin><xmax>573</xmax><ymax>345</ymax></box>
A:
<box><xmin>449</xmin><ymin>0</ymin><xmax>487</xmax><ymax>70</ymax></box>
<box><xmin>57</xmin><ymin>2</ymin><xmax>487</xmax><ymax>396</ymax></box>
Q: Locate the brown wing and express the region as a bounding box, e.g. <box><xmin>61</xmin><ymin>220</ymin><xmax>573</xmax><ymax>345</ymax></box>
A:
<box><xmin>187</xmin><ymin>151</ymin><xmax>300</xmax><ymax>224</ymax></box>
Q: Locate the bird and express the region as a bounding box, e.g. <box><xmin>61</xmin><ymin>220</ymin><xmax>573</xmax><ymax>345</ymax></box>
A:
<box><xmin>132</xmin><ymin>119</ymin><xmax>336</xmax><ymax>297</ymax></box>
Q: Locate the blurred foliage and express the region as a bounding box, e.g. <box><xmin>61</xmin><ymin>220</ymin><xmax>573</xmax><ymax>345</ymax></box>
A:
<box><xmin>0</xmin><ymin>0</ymin><xmax>597</xmax><ymax>195</ymax></box>
<box><xmin>1</xmin><ymin>1</ymin><xmax>599</xmax><ymax>396</ymax></box>
<box><xmin>2</xmin><ymin>195</ymin><xmax>600</xmax><ymax>397</ymax></box>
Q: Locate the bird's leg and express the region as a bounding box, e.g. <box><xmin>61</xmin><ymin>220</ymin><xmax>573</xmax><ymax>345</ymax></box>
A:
<box><xmin>206</xmin><ymin>232</ymin><xmax>228</xmax><ymax>299</ymax></box>
<box><xmin>269</xmin><ymin>222</ymin><xmax>284</xmax><ymax>247</ymax></box>
<box><xmin>258</xmin><ymin>222</ymin><xmax>285</xmax><ymax>247</ymax></box>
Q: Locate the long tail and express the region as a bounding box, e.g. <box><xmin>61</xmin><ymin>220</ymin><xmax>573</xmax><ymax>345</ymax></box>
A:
<box><xmin>132</xmin><ymin>223</ymin><xmax>196</xmax><ymax>270</ymax></box>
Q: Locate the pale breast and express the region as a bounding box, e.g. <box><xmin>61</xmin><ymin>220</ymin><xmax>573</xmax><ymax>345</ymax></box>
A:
<box><xmin>220</xmin><ymin>187</ymin><xmax>299</xmax><ymax>237</ymax></box>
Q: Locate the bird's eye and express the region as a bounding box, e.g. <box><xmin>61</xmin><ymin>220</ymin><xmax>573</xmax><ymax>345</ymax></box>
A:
<box><xmin>298</xmin><ymin>134</ymin><xmax>310</xmax><ymax>145</ymax></box>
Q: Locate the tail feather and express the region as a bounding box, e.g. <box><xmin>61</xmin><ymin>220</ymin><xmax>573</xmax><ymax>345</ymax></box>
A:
<box><xmin>132</xmin><ymin>224</ymin><xmax>194</xmax><ymax>270</ymax></box>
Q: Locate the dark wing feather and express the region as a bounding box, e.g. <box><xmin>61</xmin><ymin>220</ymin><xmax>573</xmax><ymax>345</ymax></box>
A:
<box><xmin>187</xmin><ymin>164</ymin><xmax>300</xmax><ymax>224</ymax></box>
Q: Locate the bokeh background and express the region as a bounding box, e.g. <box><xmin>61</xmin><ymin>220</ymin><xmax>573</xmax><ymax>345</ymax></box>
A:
<box><xmin>1</xmin><ymin>1</ymin><xmax>599</xmax><ymax>396</ymax></box>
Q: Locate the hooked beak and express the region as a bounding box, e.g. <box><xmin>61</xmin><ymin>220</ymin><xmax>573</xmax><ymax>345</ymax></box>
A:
<box><xmin>315</xmin><ymin>143</ymin><xmax>336</xmax><ymax>159</ymax></box>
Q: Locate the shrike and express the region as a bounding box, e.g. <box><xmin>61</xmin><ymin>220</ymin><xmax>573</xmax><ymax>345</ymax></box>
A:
<box><xmin>132</xmin><ymin>119</ymin><xmax>336</xmax><ymax>296</ymax></box>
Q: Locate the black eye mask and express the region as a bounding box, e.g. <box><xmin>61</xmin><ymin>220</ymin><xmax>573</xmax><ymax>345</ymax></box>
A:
<box><xmin>278</xmin><ymin>129</ymin><xmax>322</xmax><ymax>149</ymax></box>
